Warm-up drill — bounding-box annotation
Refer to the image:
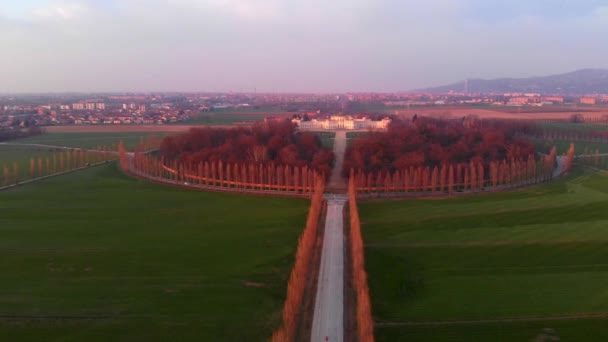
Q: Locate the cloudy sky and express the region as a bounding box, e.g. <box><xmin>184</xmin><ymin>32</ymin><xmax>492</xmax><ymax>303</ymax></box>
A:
<box><xmin>1</xmin><ymin>0</ymin><xmax>607</xmax><ymax>93</ymax></box>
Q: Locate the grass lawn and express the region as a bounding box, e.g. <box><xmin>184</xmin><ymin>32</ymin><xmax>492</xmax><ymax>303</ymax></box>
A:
<box><xmin>307</xmin><ymin>131</ymin><xmax>335</xmax><ymax>149</ymax></box>
<box><xmin>0</xmin><ymin>164</ymin><xmax>310</xmax><ymax>341</ymax></box>
<box><xmin>12</xmin><ymin>132</ymin><xmax>171</xmax><ymax>150</ymax></box>
<box><xmin>359</xmin><ymin>169</ymin><xmax>608</xmax><ymax>341</ymax></box>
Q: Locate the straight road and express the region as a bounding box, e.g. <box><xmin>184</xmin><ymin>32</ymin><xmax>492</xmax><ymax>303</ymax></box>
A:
<box><xmin>311</xmin><ymin>195</ymin><xmax>346</xmax><ymax>342</ymax></box>
<box><xmin>327</xmin><ymin>131</ymin><xmax>347</xmax><ymax>191</ymax></box>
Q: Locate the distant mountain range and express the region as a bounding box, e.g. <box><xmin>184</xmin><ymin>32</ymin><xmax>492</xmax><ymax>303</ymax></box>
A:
<box><xmin>416</xmin><ymin>69</ymin><xmax>608</xmax><ymax>95</ymax></box>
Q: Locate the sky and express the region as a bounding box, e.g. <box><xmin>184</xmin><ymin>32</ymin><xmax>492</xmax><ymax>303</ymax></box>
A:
<box><xmin>1</xmin><ymin>0</ymin><xmax>607</xmax><ymax>93</ymax></box>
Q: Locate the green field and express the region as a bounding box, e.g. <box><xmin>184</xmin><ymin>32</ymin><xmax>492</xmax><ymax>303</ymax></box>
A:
<box><xmin>540</xmin><ymin>122</ymin><xmax>608</xmax><ymax>132</ymax></box>
<box><xmin>528</xmin><ymin>137</ymin><xmax>608</xmax><ymax>154</ymax></box>
<box><xmin>188</xmin><ymin>109</ymin><xmax>290</xmax><ymax>126</ymax></box>
<box><xmin>0</xmin><ymin>164</ymin><xmax>309</xmax><ymax>341</ymax></box>
<box><xmin>359</xmin><ymin>169</ymin><xmax>608</xmax><ymax>341</ymax></box>
<box><xmin>308</xmin><ymin>131</ymin><xmax>335</xmax><ymax>149</ymax></box>
<box><xmin>12</xmin><ymin>132</ymin><xmax>170</xmax><ymax>150</ymax></box>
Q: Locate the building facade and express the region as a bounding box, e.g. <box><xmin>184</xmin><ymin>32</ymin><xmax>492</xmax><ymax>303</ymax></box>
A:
<box><xmin>292</xmin><ymin>115</ymin><xmax>391</xmax><ymax>131</ymax></box>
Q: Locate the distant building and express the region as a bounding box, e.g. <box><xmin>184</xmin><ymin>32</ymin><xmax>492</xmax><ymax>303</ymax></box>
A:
<box><xmin>509</xmin><ymin>97</ymin><xmax>529</xmax><ymax>104</ymax></box>
<box><xmin>73</xmin><ymin>103</ymin><xmax>85</xmax><ymax>110</ymax></box>
<box><xmin>86</xmin><ymin>103</ymin><xmax>96</xmax><ymax>110</ymax></box>
<box><xmin>293</xmin><ymin>115</ymin><xmax>391</xmax><ymax>131</ymax></box>
<box><xmin>96</xmin><ymin>103</ymin><xmax>106</xmax><ymax>110</ymax></box>
<box><xmin>542</xmin><ymin>96</ymin><xmax>564</xmax><ymax>103</ymax></box>
<box><xmin>580</xmin><ymin>97</ymin><xmax>597</xmax><ymax>105</ymax></box>
<box><xmin>139</xmin><ymin>104</ymin><xmax>146</xmax><ymax>113</ymax></box>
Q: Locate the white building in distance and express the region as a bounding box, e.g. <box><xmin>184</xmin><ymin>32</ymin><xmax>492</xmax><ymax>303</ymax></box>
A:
<box><xmin>292</xmin><ymin>115</ymin><xmax>391</xmax><ymax>131</ymax></box>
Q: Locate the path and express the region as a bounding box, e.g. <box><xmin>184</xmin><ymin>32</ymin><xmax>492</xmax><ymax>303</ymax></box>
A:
<box><xmin>327</xmin><ymin>131</ymin><xmax>347</xmax><ymax>191</ymax></box>
<box><xmin>311</xmin><ymin>194</ymin><xmax>347</xmax><ymax>342</ymax></box>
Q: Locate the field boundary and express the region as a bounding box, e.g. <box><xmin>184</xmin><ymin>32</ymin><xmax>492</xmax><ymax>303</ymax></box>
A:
<box><xmin>375</xmin><ymin>312</ymin><xmax>608</xmax><ymax>326</ymax></box>
<box><xmin>120</xmin><ymin>148</ymin><xmax>323</xmax><ymax>198</ymax></box>
<box><xmin>348</xmin><ymin>172</ymin><xmax>375</xmax><ymax>341</ymax></box>
<box><xmin>271</xmin><ymin>178</ymin><xmax>325</xmax><ymax>341</ymax></box>
<box><xmin>0</xmin><ymin>160</ymin><xmax>114</xmax><ymax>192</ymax></box>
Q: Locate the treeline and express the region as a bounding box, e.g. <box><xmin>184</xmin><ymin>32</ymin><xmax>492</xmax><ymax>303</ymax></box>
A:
<box><xmin>577</xmin><ymin>148</ymin><xmax>608</xmax><ymax>170</ymax></box>
<box><xmin>343</xmin><ymin>117</ymin><xmax>537</xmax><ymax>176</ymax></box>
<box><xmin>348</xmin><ymin>170</ymin><xmax>374</xmax><ymax>341</ymax></box>
<box><xmin>124</xmin><ymin>152</ymin><xmax>323</xmax><ymax>195</ymax></box>
<box><xmin>528</xmin><ymin>129</ymin><xmax>608</xmax><ymax>143</ymax></box>
<box><xmin>160</xmin><ymin>120</ymin><xmax>334</xmax><ymax>176</ymax></box>
<box><xmin>351</xmin><ymin>148</ymin><xmax>567</xmax><ymax>194</ymax></box>
<box><xmin>271</xmin><ymin>178</ymin><xmax>325</xmax><ymax>342</ymax></box>
<box><xmin>1</xmin><ymin>148</ymin><xmax>116</xmax><ymax>187</ymax></box>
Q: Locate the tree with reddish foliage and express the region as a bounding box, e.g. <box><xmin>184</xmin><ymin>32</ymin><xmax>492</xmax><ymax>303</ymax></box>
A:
<box><xmin>490</xmin><ymin>162</ymin><xmax>498</xmax><ymax>188</ymax></box>
<box><xmin>160</xmin><ymin>121</ymin><xmax>334</xmax><ymax>176</ymax></box>
<box><xmin>448</xmin><ymin>165</ymin><xmax>454</xmax><ymax>194</ymax></box>
<box><xmin>343</xmin><ymin>117</ymin><xmax>536</xmax><ymax>176</ymax></box>
<box><xmin>431</xmin><ymin>166</ymin><xmax>438</xmax><ymax>193</ymax></box>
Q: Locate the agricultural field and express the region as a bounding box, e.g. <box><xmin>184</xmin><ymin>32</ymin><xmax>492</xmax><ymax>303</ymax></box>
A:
<box><xmin>540</xmin><ymin>122</ymin><xmax>608</xmax><ymax>132</ymax></box>
<box><xmin>11</xmin><ymin>132</ymin><xmax>171</xmax><ymax>150</ymax></box>
<box><xmin>188</xmin><ymin>109</ymin><xmax>291</xmax><ymax>126</ymax></box>
<box><xmin>359</xmin><ymin>169</ymin><xmax>608</xmax><ymax>341</ymax></box>
<box><xmin>0</xmin><ymin>164</ymin><xmax>310</xmax><ymax>341</ymax></box>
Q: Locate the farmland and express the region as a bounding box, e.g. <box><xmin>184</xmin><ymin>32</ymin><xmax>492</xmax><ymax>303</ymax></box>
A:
<box><xmin>540</xmin><ymin>122</ymin><xmax>608</xmax><ymax>132</ymax></box>
<box><xmin>189</xmin><ymin>109</ymin><xmax>292</xmax><ymax>126</ymax></box>
<box><xmin>359</xmin><ymin>169</ymin><xmax>608</xmax><ymax>341</ymax></box>
<box><xmin>0</xmin><ymin>164</ymin><xmax>310</xmax><ymax>341</ymax></box>
<box><xmin>12</xmin><ymin>132</ymin><xmax>172</xmax><ymax>150</ymax></box>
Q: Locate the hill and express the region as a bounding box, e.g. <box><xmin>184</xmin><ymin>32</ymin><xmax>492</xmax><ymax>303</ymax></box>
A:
<box><xmin>417</xmin><ymin>69</ymin><xmax>608</xmax><ymax>95</ymax></box>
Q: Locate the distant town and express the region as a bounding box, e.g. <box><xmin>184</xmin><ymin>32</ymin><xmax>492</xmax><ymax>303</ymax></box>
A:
<box><xmin>1</xmin><ymin>91</ymin><xmax>608</xmax><ymax>129</ymax></box>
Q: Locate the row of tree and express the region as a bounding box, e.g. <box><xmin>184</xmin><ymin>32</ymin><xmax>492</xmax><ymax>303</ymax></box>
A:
<box><xmin>348</xmin><ymin>170</ymin><xmax>374</xmax><ymax>342</ymax></box>
<box><xmin>1</xmin><ymin>149</ymin><xmax>116</xmax><ymax>187</ymax></box>
<box><xmin>271</xmin><ymin>177</ymin><xmax>325</xmax><ymax>342</ymax></box>
<box><xmin>123</xmin><ymin>152</ymin><xmax>324</xmax><ymax>194</ymax></box>
<box><xmin>577</xmin><ymin>148</ymin><xmax>608</xmax><ymax>170</ymax></box>
<box><xmin>343</xmin><ymin>117</ymin><xmax>537</xmax><ymax>176</ymax></box>
<box><xmin>132</xmin><ymin>134</ymin><xmax>163</xmax><ymax>153</ymax></box>
<box><xmin>159</xmin><ymin>121</ymin><xmax>335</xmax><ymax>176</ymax></box>
<box><xmin>532</xmin><ymin>129</ymin><xmax>608</xmax><ymax>143</ymax></box>
<box><xmin>351</xmin><ymin>153</ymin><xmax>558</xmax><ymax>194</ymax></box>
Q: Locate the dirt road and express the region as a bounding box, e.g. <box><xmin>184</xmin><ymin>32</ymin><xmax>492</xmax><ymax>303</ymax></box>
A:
<box><xmin>311</xmin><ymin>195</ymin><xmax>346</xmax><ymax>342</ymax></box>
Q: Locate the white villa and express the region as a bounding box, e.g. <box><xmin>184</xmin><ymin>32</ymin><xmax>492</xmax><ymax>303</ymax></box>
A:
<box><xmin>292</xmin><ymin>115</ymin><xmax>391</xmax><ymax>131</ymax></box>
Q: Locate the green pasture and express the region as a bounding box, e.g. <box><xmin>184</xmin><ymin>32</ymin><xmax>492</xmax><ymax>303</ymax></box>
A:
<box><xmin>539</xmin><ymin>122</ymin><xmax>608</xmax><ymax>132</ymax></box>
<box><xmin>12</xmin><ymin>132</ymin><xmax>170</xmax><ymax>150</ymax></box>
<box><xmin>0</xmin><ymin>164</ymin><xmax>309</xmax><ymax>341</ymax></box>
<box><xmin>359</xmin><ymin>169</ymin><xmax>608</xmax><ymax>341</ymax></box>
